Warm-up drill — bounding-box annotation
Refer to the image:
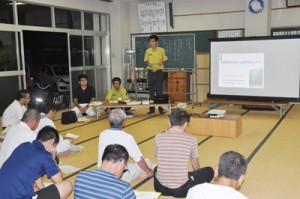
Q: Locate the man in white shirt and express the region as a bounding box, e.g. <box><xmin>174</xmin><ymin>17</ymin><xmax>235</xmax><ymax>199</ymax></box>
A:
<box><xmin>0</xmin><ymin>108</ymin><xmax>40</xmax><ymax>168</ymax></box>
<box><xmin>35</xmin><ymin>105</ymin><xmax>74</xmax><ymax>154</ymax></box>
<box><xmin>2</xmin><ymin>89</ymin><xmax>31</xmax><ymax>129</ymax></box>
<box><xmin>97</xmin><ymin>109</ymin><xmax>154</xmax><ymax>182</ymax></box>
<box><xmin>187</xmin><ymin>151</ymin><xmax>248</xmax><ymax>199</ymax></box>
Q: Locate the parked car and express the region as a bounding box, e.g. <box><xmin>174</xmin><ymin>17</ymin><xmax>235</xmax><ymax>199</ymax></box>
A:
<box><xmin>38</xmin><ymin>64</ymin><xmax>70</xmax><ymax>92</ymax></box>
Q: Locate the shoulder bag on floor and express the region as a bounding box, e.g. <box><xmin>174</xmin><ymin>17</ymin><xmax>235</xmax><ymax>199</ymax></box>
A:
<box><xmin>61</xmin><ymin>111</ymin><xmax>77</xmax><ymax>124</ymax></box>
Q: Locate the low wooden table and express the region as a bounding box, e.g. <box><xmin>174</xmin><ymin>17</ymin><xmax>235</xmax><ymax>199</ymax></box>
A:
<box><xmin>187</xmin><ymin>114</ymin><xmax>242</xmax><ymax>138</ymax></box>
<box><xmin>203</xmin><ymin>98</ymin><xmax>288</xmax><ymax>118</ymax></box>
<box><xmin>91</xmin><ymin>101</ymin><xmax>175</xmax><ymax>119</ymax></box>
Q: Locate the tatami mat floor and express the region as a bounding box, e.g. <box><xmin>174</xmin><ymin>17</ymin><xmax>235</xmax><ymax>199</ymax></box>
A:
<box><xmin>54</xmin><ymin>104</ymin><xmax>300</xmax><ymax>199</ymax></box>
<box><xmin>4</xmin><ymin>103</ymin><xmax>300</xmax><ymax>199</ymax></box>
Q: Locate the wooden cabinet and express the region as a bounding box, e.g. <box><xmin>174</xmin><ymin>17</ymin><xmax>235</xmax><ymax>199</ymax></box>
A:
<box><xmin>168</xmin><ymin>72</ymin><xmax>190</xmax><ymax>102</ymax></box>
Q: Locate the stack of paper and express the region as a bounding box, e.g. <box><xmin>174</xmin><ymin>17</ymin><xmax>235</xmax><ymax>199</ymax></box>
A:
<box><xmin>134</xmin><ymin>191</ymin><xmax>161</xmax><ymax>199</ymax></box>
<box><xmin>89</xmin><ymin>101</ymin><xmax>102</xmax><ymax>106</ymax></box>
<box><xmin>127</xmin><ymin>101</ymin><xmax>142</xmax><ymax>105</ymax></box>
<box><xmin>120</xmin><ymin>100</ymin><xmax>130</xmax><ymax>103</ymax></box>
<box><xmin>65</xmin><ymin>133</ymin><xmax>85</xmax><ymax>153</ymax></box>
<box><xmin>142</xmin><ymin>100</ymin><xmax>150</xmax><ymax>105</ymax></box>
<box><xmin>59</xmin><ymin>164</ymin><xmax>80</xmax><ymax>174</ymax></box>
<box><xmin>70</xmin><ymin>145</ymin><xmax>85</xmax><ymax>152</ymax></box>
<box><xmin>65</xmin><ymin>132</ymin><xmax>79</xmax><ymax>139</ymax></box>
<box><xmin>77</xmin><ymin>116</ymin><xmax>90</xmax><ymax>123</ymax></box>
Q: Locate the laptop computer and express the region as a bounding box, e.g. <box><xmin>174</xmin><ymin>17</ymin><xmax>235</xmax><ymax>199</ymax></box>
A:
<box><xmin>154</xmin><ymin>94</ymin><xmax>169</xmax><ymax>104</ymax></box>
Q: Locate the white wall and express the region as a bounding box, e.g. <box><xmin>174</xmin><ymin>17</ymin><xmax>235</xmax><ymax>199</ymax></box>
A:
<box><xmin>109</xmin><ymin>0</ymin><xmax>132</xmax><ymax>82</ymax></box>
<box><xmin>109</xmin><ymin>1</ymin><xmax>122</xmax><ymax>81</ymax></box>
<box><xmin>272</xmin><ymin>6</ymin><xmax>300</xmax><ymax>27</ymax></box>
<box><xmin>127</xmin><ymin>0</ymin><xmax>300</xmax><ymax>33</ymax></box>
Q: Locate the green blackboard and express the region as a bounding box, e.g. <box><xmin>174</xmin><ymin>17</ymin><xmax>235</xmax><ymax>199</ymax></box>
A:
<box><xmin>194</xmin><ymin>31</ymin><xmax>216</xmax><ymax>52</ymax></box>
<box><xmin>133</xmin><ymin>34</ymin><xmax>195</xmax><ymax>69</ymax></box>
<box><xmin>132</xmin><ymin>31</ymin><xmax>216</xmax><ymax>69</ymax></box>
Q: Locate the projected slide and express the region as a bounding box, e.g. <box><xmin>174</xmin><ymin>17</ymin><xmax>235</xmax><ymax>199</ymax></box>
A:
<box><xmin>209</xmin><ymin>37</ymin><xmax>300</xmax><ymax>101</ymax></box>
<box><xmin>219</xmin><ymin>53</ymin><xmax>264</xmax><ymax>88</ymax></box>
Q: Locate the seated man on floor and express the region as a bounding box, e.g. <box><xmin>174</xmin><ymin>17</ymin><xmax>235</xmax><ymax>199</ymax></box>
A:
<box><xmin>98</xmin><ymin>109</ymin><xmax>154</xmax><ymax>182</ymax></box>
<box><xmin>105</xmin><ymin>77</ymin><xmax>132</xmax><ymax>115</ymax></box>
<box><xmin>0</xmin><ymin>126</ymin><xmax>73</xmax><ymax>199</ymax></box>
<box><xmin>72</xmin><ymin>74</ymin><xmax>96</xmax><ymax>117</ymax></box>
<box><xmin>2</xmin><ymin>89</ymin><xmax>31</xmax><ymax>129</ymax></box>
<box><xmin>0</xmin><ymin>108</ymin><xmax>40</xmax><ymax>168</ymax></box>
<box><xmin>35</xmin><ymin>104</ymin><xmax>74</xmax><ymax>155</ymax></box>
<box><xmin>75</xmin><ymin>144</ymin><xmax>135</xmax><ymax>199</ymax></box>
<box><xmin>187</xmin><ymin>151</ymin><xmax>248</xmax><ymax>199</ymax></box>
<box><xmin>154</xmin><ymin>108</ymin><xmax>214</xmax><ymax>198</ymax></box>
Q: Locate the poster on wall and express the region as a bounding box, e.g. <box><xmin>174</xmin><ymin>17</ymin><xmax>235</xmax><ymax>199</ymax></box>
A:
<box><xmin>138</xmin><ymin>1</ymin><xmax>167</xmax><ymax>33</ymax></box>
<box><xmin>287</xmin><ymin>0</ymin><xmax>300</xmax><ymax>7</ymax></box>
<box><xmin>217</xmin><ymin>30</ymin><xmax>244</xmax><ymax>38</ymax></box>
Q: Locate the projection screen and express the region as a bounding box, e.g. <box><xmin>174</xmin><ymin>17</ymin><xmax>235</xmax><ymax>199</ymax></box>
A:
<box><xmin>208</xmin><ymin>36</ymin><xmax>300</xmax><ymax>101</ymax></box>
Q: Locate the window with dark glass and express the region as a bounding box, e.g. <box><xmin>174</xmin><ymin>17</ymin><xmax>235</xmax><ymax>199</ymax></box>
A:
<box><xmin>70</xmin><ymin>36</ymin><xmax>83</xmax><ymax>67</ymax></box>
<box><xmin>0</xmin><ymin>1</ymin><xmax>13</xmax><ymax>24</ymax></box>
<box><xmin>0</xmin><ymin>31</ymin><xmax>17</xmax><ymax>71</ymax></box>
<box><xmin>84</xmin><ymin>36</ymin><xmax>94</xmax><ymax>66</ymax></box>
<box><xmin>55</xmin><ymin>8</ymin><xmax>81</xmax><ymax>29</ymax></box>
<box><xmin>0</xmin><ymin>76</ymin><xmax>20</xmax><ymax>116</ymax></box>
<box><xmin>84</xmin><ymin>12</ymin><xmax>93</xmax><ymax>30</ymax></box>
<box><xmin>17</xmin><ymin>4</ymin><xmax>51</xmax><ymax>27</ymax></box>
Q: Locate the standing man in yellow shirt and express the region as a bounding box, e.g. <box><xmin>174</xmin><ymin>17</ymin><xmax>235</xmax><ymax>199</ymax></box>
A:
<box><xmin>144</xmin><ymin>34</ymin><xmax>168</xmax><ymax>114</ymax></box>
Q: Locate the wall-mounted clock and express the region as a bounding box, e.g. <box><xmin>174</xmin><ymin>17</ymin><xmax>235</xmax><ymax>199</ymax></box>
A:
<box><xmin>249</xmin><ymin>0</ymin><xmax>264</xmax><ymax>14</ymax></box>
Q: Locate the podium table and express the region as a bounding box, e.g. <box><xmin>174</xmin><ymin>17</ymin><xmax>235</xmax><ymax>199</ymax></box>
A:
<box><xmin>187</xmin><ymin>114</ymin><xmax>242</xmax><ymax>138</ymax></box>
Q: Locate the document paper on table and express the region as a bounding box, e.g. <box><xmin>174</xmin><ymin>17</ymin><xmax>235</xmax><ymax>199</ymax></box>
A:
<box><xmin>134</xmin><ymin>191</ymin><xmax>161</xmax><ymax>199</ymax></box>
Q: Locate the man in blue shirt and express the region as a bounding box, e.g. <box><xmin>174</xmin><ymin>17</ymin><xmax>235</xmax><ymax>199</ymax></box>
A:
<box><xmin>74</xmin><ymin>144</ymin><xmax>136</xmax><ymax>199</ymax></box>
<box><xmin>0</xmin><ymin>126</ymin><xmax>73</xmax><ymax>199</ymax></box>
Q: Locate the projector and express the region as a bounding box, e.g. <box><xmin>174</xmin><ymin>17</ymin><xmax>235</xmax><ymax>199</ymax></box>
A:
<box><xmin>207</xmin><ymin>109</ymin><xmax>226</xmax><ymax>118</ymax></box>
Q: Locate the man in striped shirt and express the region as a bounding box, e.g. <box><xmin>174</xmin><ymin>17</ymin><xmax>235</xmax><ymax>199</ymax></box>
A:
<box><xmin>154</xmin><ymin>108</ymin><xmax>214</xmax><ymax>197</ymax></box>
<box><xmin>74</xmin><ymin>144</ymin><xmax>136</xmax><ymax>199</ymax></box>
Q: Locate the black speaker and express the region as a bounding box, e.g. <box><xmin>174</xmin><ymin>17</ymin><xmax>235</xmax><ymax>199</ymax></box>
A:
<box><xmin>169</xmin><ymin>2</ymin><xmax>174</xmax><ymax>28</ymax></box>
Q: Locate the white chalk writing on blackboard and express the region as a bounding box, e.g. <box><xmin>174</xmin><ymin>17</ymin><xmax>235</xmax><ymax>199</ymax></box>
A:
<box><xmin>133</xmin><ymin>34</ymin><xmax>195</xmax><ymax>69</ymax></box>
<box><xmin>138</xmin><ymin>1</ymin><xmax>167</xmax><ymax>33</ymax></box>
